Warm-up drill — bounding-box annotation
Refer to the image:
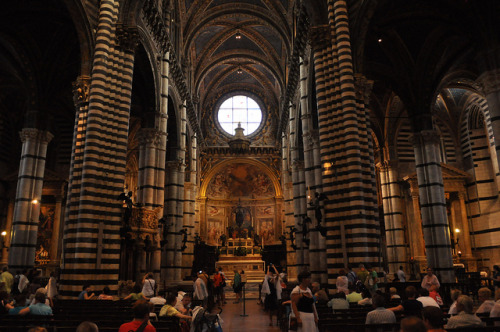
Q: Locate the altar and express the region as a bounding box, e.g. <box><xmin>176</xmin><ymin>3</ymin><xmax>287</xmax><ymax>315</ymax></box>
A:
<box><xmin>215</xmin><ymin>239</ymin><xmax>266</xmax><ymax>283</ymax></box>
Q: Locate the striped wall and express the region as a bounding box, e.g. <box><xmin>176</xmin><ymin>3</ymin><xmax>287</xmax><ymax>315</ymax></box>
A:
<box><xmin>309</xmin><ymin>0</ymin><xmax>380</xmax><ymax>291</ymax></box>
<box><xmin>459</xmin><ymin>94</ymin><xmax>500</xmax><ymax>258</ymax></box>
<box><xmin>60</xmin><ymin>0</ymin><xmax>138</xmax><ymax>297</ymax></box>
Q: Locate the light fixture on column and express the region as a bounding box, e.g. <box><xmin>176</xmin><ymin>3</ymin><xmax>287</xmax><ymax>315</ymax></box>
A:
<box><xmin>235</xmin><ymin>31</ymin><xmax>242</xmax><ymax>39</ymax></box>
<box><xmin>31</xmin><ymin>199</ymin><xmax>39</xmax><ymax>205</ymax></box>
<box><xmin>237</xmin><ymin>66</ymin><xmax>243</xmax><ymax>74</ymax></box>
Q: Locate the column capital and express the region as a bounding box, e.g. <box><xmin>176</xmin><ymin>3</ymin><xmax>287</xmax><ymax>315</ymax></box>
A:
<box><xmin>355</xmin><ymin>74</ymin><xmax>374</xmax><ymax>105</ymax></box>
<box><xmin>409</xmin><ymin>130</ymin><xmax>440</xmax><ymax>146</ymax></box>
<box><xmin>291</xmin><ymin>159</ymin><xmax>304</xmax><ymax>171</ymax></box>
<box><xmin>72</xmin><ymin>76</ymin><xmax>91</xmax><ymax>107</ymax></box>
<box><xmin>376</xmin><ymin>159</ymin><xmax>399</xmax><ymax>171</ymax></box>
<box><xmin>138</xmin><ymin>128</ymin><xmax>162</xmax><ymax>146</ymax></box>
<box><xmin>116</xmin><ymin>24</ymin><xmax>140</xmax><ymax>53</ymax></box>
<box><xmin>19</xmin><ymin>128</ymin><xmax>53</xmax><ymax>144</ymax></box>
<box><xmin>478</xmin><ymin>69</ymin><xmax>500</xmax><ymax>95</ymax></box>
<box><xmin>310</xmin><ymin>25</ymin><xmax>331</xmax><ymax>51</ymax></box>
<box><xmin>165</xmin><ymin>158</ymin><xmax>185</xmax><ymax>171</ymax></box>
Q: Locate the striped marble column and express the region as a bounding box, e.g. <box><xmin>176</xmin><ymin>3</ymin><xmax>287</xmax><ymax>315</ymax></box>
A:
<box><xmin>163</xmin><ymin>159</ymin><xmax>182</xmax><ymax>281</ymax></box>
<box><xmin>478</xmin><ymin>68</ymin><xmax>500</xmax><ymax>189</ymax></box>
<box><xmin>299</xmin><ymin>55</ymin><xmax>327</xmax><ymax>283</ymax></box>
<box><xmin>411</xmin><ymin>130</ymin><xmax>454</xmax><ymax>282</ymax></box>
<box><xmin>289</xmin><ymin>103</ymin><xmax>308</xmax><ymax>271</ymax></box>
<box><xmin>282</xmin><ymin>134</ymin><xmax>297</xmax><ymax>279</ymax></box>
<box><xmin>60</xmin><ymin>0</ymin><xmax>138</xmax><ymax>297</ymax></box>
<box><xmin>137</xmin><ymin>129</ymin><xmax>162</xmax><ymax>208</ymax></box>
<box><xmin>377</xmin><ymin>160</ymin><xmax>407</xmax><ymax>274</ymax></box>
<box><xmin>8</xmin><ymin>128</ymin><xmax>53</xmax><ymax>270</ymax></box>
<box><xmin>309</xmin><ymin>1</ymin><xmax>381</xmax><ymax>292</ymax></box>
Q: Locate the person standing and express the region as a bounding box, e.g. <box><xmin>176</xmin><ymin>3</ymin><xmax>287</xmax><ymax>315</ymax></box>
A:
<box><xmin>262</xmin><ymin>264</ymin><xmax>282</xmax><ymax>326</ymax></box>
<box><xmin>397</xmin><ymin>266</ymin><xmax>406</xmax><ymax>282</ymax></box>
<box><xmin>18</xmin><ymin>269</ymin><xmax>29</xmax><ymax>294</ymax></box>
<box><xmin>0</xmin><ymin>266</ymin><xmax>14</xmax><ymax>294</ymax></box>
<box><xmin>142</xmin><ymin>272</ymin><xmax>156</xmax><ymax>298</ymax></box>
<box><xmin>357</xmin><ymin>264</ymin><xmax>369</xmax><ymax>286</ymax></box>
<box><xmin>421</xmin><ymin>268</ymin><xmax>440</xmax><ymax>291</ymax></box>
<box><xmin>290</xmin><ymin>271</ymin><xmax>318</xmax><ymax>332</ymax></box>
<box><xmin>45</xmin><ymin>271</ymin><xmax>57</xmax><ymax>299</ymax></box>
<box><xmin>194</xmin><ymin>272</ymin><xmax>208</xmax><ymax>301</ymax></box>
<box><xmin>232</xmin><ymin>270</ymin><xmax>242</xmax><ymax>303</ymax></box>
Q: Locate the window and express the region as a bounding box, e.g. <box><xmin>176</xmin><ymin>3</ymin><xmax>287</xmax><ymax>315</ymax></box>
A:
<box><xmin>217</xmin><ymin>95</ymin><xmax>262</xmax><ymax>136</ymax></box>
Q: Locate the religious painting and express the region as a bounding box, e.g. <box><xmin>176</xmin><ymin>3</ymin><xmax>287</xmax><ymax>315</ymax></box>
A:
<box><xmin>36</xmin><ymin>205</ymin><xmax>55</xmax><ymax>263</ymax></box>
<box><xmin>207</xmin><ymin>219</ymin><xmax>222</xmax><ymax>245</ymax></box>
<box><xmin>207</xmin><ymin>163</ymin><xmax>274</xmax><ymax>198</ymax></box>
<box><xmin>207</xmin><ymin>205</ymin><xmax>224</xmax><ymax>216</ymax></box>
<box><xmin>256</xmin><ymin>206</ymin><xmax>273</xmax><ymax>217</ymax></box>
<box><xmin>259</xmin><ymin>219</ymin><xmax>275</xmax><ymax>245</ymax></box>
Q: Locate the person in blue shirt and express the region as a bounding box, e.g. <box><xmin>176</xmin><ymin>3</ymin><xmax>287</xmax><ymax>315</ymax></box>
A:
<box><xmin>21</xmin><ymin>292</ymin><xmax>52</xmax><ymax>315</ymax></box>
<box><xmin>8</xmin><ymin>294</ymin><xmax>28</xmax><ymax>315</ymax></box>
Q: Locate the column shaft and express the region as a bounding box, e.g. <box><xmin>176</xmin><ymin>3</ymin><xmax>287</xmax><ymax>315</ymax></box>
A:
<box><xmin>9</xmin><ymin>128</ymin><xmax>53</xmax><ymax>270</ymax></box>
<box><xmin>412</xmin><ymin>130</ymin><xmax>454</xmax><ymax>282</ymax></box>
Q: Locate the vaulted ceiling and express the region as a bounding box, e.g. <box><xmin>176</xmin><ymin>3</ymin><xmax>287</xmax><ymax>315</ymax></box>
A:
<box><xmin>178</xmin><ymin>0</ymin><xmax>296</xmax><ymax>144</ymax></box>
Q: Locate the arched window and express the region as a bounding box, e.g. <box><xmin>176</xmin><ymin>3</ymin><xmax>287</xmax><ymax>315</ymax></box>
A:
<box><xmin>217</xmin><ymin>95</ymin><xmax>262</xmax><ymax>136</ymax></box>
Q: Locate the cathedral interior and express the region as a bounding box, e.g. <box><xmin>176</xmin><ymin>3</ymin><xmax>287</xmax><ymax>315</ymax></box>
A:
<box><xmin>1</xmin><ymin>0</ymin><xmax>500</xmax><ymax>297</ymax></box>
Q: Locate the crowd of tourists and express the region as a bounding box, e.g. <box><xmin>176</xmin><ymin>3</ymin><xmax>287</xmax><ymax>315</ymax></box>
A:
<box><xmin>1</xmin><ymin>263</ymin><xmax>500</xmax><ymax>332</ymax></box>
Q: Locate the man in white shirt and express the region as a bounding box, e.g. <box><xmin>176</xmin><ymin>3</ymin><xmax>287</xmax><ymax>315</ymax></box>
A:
<box><xmin>421</xmin><ymin>268</ymin><xmax>440</xmax><ymax>291</ymax></box>
<box><xmin>416</xmin><ymin>288</ymin><xmax>439</xmax><ymax>308</ymax></box>
<box><xmin>397</xmin><ymin>266</ymin><xmax>406</xmax><ymax>282</ymax></box>
<box><xmin>149</xmin><ymin>291</ymin><xmax>167</xmax><ymax>305</ymax></box>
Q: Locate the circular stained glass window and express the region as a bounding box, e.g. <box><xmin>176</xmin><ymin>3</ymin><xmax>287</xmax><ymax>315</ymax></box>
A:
<box><xmin>217</xmin><ymin>95</ymin><xmax>263</xmax><ymax>136</ymax></box>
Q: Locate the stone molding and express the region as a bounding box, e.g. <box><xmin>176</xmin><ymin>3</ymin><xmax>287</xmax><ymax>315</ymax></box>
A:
<box><xmin>72</xmin><ymin>76</ymin><xmax>91</xmax><ymax>107</ymax></box>
<box><xmin>20</xmin><ymin>128</ymin><xmax>54</xmax><ymax>144</ymax></box>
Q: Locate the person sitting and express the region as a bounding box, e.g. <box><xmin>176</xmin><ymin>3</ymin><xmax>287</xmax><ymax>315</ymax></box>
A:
<box><xmin>346</xmin><ymin>284</ymin><xmax>362</xmax><ymax>303</ymax></box>
<box><xmin>422</xmin><ymin>306</ymin><xmax>445</xmax><ymax>332</ymax></box>
<box><xmin>327</xmin><ymin>291</ymin><xmax>349</xmax><ymax>311</ymax></box>
<box><xmin>428</xmin><ymin>285</ymin><xmax>443</xmax><ymax>306</ymax></box>
<box><xmin>416</xmin><ymin>288</ymin><xmax>439</xmax><ymax>308</ymax></box>
<box><xmin>175</xmin><ymin>293</ymin><xmax>192</xmax><ymax>315</ymax></box>
<box><xmin>123</xmin><ymin>284</ymin><xmax>148</xmax><ymax>301</ymax></box>
<box><xmin>22</xmin><ymin>292</ymin><xmax>53</xmax><ymax>315</ymax></box>
<box><xmin>119</xmin><ymin>300</ymin><xmax>156</xmax><ymax>332</ymax></box>
<box><xmin>76</xmin><ymin>321</ymin><xmax>99</xmax><ymax>332</ymax></box>
<box><xmin>97</xmin><ymin>286</ymin><xmax>113</xmax><ymax>300</ymax></box>
<box><xmin>0</xmin><ymin>290</ymin><xmax>13</xmax><ymax>313</ymax></box>
<box><xmin>445</xmin><ymin>295</ymin><xmax>483</xmax><ymax>329</ymax></box>
<box><xmin>150</xmin><ymin>290</ymin><xmax>167</xmax><ymax>305</ymax></box>
<box><xmin>159</xmin><ymin>293</ymin><xmax>192</xmax><ymax>320</ymax></box>
<box><xmin>9</xmin><ymin>294</ymin><xmax>28</xmax><ymax>315</ymax></box>
<box><xmin>78</xmin><ymin>283</ymin><xmax>95</xmax><ymax>300</ymax></box>
<box><xmin>336</xmin><ymin>269</ymin><xmax>349</xmax><ymax>295</ymax></box>
<box><xmin>388</xmin><ymin>287</ymin><xmax>401</xmax><ymax>307</ymax></box>
<box><xmin>448</xmin><ymin>289</ymin><xmax>462</xmax><ymax>315</ymax></box>
<box><xmin>476</xmin><ymin>287</ymin><xmax>495</xmax><ymax>315</ymax></box>
<box><xmin>490</xmin><ymin>288</ymin><xmax>500</xmax><ymax>318</ymax></box>
<box><xmin>357</xmin><ymin>289</ymin><xmax>372</xmax><ymax>306</ymax></box>
<box><xmin>400</xmin><ymin>316</ymin><xmax>426</xmax><ymax>332</ymax></box>
<box><xmin>365</xmin><ymin>294</ymin><xmax>396</xmax><ymax>325</ymax></box>
<box><xmin>388</xmin><ymin>286</ymin><xmax>423</xmax><ymax>317</ymax></box>
<box><xmin>311</xmin><ymin>282</ymin><xmax>328</xmax><ymax>304</ymax></box>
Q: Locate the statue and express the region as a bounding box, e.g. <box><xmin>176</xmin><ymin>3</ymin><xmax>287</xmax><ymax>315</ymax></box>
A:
<box><xmin>309</xmin><ymin>192</ymin><xmax>328</xmax><ymax>226</ymax></box>
<box><xmin>227</xmin><ymin>226</ymin><xmax>234</xmax><ymax>239</ymax></box>
<box><xmin>194</xmin><ymin>233</ymin><xmax>201</xmax><ymax>246</ymax></box>
<box><xmin>180</xmin><ymin>228</ymin><xmax>189</xmax><ymax>251</ymax></box>
<box><xmin>253</xmin><ymin>233</ymin><xmax>261</xmax><ymax>247</ymax></box>
<box><xmin>247</xmin><ymin>225</ymin><xmax>254</xmax><ymax>238</ymax></box>
<box><xmin>299</xmin><ymin>215</ymin><xmax>312</xmax><ymax>246</ymax></box>
<box><xmin>119</xmin><ymin>191</ymin><xmax>134</xmax><ymax>225</ymax></box>
<box><xmin>288</xmin><ymin>226</ymin><xmax>297</xmax><ymax>250</ymax></box>
<box><xmin>279</xmin><ymin>234</ymin><xmax>286</xmax><ymax>247</ymax></box>
<box><xmin>219</xmin><ymin>233</ymin><xmax>227</xmax><ymax>247</ymax></box>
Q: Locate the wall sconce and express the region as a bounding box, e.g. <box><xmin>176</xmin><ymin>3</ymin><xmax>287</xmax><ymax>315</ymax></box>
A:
<box><xmin>31</xmin><ymin>199</ymin><xmax>39</xmax><ymax>205</ymax></box>
<box><xmin>235</xmin><ymin>31</ymin><xmax>241</xmax><ymax>40</ymax></box>
<box><xmin>237</xmin><ymin>66</ymin><xmax>243</xmax><ymax>74</ymax></box>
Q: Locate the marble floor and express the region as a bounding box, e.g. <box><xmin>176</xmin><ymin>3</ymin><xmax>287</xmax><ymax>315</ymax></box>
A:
<box><xmin>218</xmin><ymin>299</ymin><xmax>281</xmax><ymax>332</ymax></box>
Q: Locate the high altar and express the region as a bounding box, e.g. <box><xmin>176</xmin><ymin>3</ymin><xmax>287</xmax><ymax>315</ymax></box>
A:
<box><xmin>199</xmin><ymin>159</ymin><xmax>283</xmax><ymax>281</ymax></box>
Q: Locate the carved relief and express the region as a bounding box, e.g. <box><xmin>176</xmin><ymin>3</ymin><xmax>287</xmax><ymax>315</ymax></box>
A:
<box><xmin>72</xmin><ymin>76</ymin><xmax>91</xmax><ymax>107</ymax></box>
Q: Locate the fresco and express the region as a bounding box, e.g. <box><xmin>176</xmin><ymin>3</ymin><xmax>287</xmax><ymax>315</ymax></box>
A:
<box><xmin>207</xmin><ymin>163</ymin><xmax>274</xmax><ymax>198</ymax></box>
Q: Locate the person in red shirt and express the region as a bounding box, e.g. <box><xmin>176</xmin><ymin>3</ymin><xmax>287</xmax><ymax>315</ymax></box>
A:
<box><xmin>119</xmin><ymin>300</ymin><xmax>156</xmax><ymax>332</ymax></box>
